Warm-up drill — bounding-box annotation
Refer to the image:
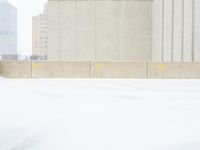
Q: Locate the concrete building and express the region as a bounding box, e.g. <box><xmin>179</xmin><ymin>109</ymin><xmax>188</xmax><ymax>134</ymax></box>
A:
<box><xmin>32</xmin><ymin>4</ymin><xmax>48</xmax><ymax>59</ymax></box>
<box><xmin>48</xmin><ymin>0</ymin><xmax>200</xmax><ymax>62</ymax></box>
<box><xmin>0</xmin><ymin>0</ymin><xmax>17</xmax><ymax>57</ymax></box>
<box><xmin>48</xmin><ymin>0</ymin><xmax>152</xmax><ymax>61</ymax></box>
<box><xmin>153</xmin><ymin>0</ymin><xmax>200</xmax><ymax>62</ymax></box>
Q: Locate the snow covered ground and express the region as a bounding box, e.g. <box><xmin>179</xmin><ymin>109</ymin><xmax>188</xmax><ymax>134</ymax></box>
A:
<box><xmin>0</xmin><ymin>78</ymin><xmax>200</xmax><ymax>150</ymax></box>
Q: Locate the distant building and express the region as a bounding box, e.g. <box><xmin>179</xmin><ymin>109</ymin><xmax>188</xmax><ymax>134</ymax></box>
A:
<box><xmin>32</xmin><ymin>4</ymin><xmax>48</xmax><ymax>59</ymax></box>
<box><xmin>0</xmin><ymin>0</ymin><xmax>17</xmax><ymax>57</ymax></box>
<box><xmin>1</xmin><ymin>54</ymin><xmax>18</xmax><ymax>60</ymax></box>
<box><xmin>47</xmin><ymin>0</ymin><xmax>152</xmax><ymax>61</ymax></box>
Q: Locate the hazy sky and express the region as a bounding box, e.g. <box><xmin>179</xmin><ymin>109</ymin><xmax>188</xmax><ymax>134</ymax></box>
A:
<box><xmin>7</xmin><ymin>0</ymin><xmax>47</xmax><ymax>55</ymax></box>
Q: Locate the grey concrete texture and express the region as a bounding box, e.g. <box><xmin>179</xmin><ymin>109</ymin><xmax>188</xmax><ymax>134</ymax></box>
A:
<box><xmin>48</xmin><ymin>0</ymin><xmax>152</xmax><ymax>61</ymax></box>
<box><xmin>0</xmin><ymin>61</ymin><xmax>32</xmax><ymax>78</ymax></box>
<box><xmin>90</xmin><ymin>62</ymin><xmax>147</xmax><ymax>78</ymax></box>
<box><xmin>32</xmin><ymin>61</ymin><xmax>90</xmax><ymax>78</ymax></box>
<box><xmin>1</xmin><ymin>61</ymin><xmax>200</xmax><ymax>79</ymax></box>
<box><xmin>148</xmin><ymin>62</ymin><xmax>200</xmax><ymax>79</ymax></box>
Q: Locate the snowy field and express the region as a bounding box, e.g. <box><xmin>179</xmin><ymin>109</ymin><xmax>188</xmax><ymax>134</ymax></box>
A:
<box><xmin>0</xmin><ymin>78</ymin><xmax>200</xmax><ymax>150</ymax></box>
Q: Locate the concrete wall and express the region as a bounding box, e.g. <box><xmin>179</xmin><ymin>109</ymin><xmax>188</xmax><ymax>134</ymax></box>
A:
<box><xmin>0</xmin><ymin>61</ymin><xmax>31</xmax><ymax>78</ymax></box>
<box><xmin>90</xmin><ymin>62</ymin><xmax>147</xmax><ymax>78</ymax></box>
<box><xmin>194</xmin><ymin>0</ymin><xmax>200</xmax><ymax>62</ymax></box>
<box><xmin>152</xmin><ymin>0</ymin><xmax>200</xmax><ymax>62</ymax></box>
<box><xmin>1</xmin><ymin>61</ymin><xmax>200</xmax><ymax>79</ymax></box>
<box><xmin>48</xmin><ymin>0</ymin><xmax>152</xmax><ymax>61</ymax></box>
<box><xmin>148</xmin><ymin>62</ymin><xmax>200</xmax><ymax>79</ymax></box>
<box><xmin>47</xmin><ymin>0</ymin><xmax>200</xmax><ymax>62</ymax></box>
<box><xmin>32</xmin><ymin>61</ymin><xmax>90</xmax><ymax>78</ymax></box>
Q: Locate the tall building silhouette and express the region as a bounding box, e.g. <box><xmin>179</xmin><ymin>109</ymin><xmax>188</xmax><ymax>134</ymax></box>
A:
<box><xmin>32</xmin><ymin>4</ymin><xmax>48</xmax><ymax>59</ymax></box>
<box><xmin>0</xmin><ymin>0</ymin><xmax>17</xmax><ymax>57</ymax></box>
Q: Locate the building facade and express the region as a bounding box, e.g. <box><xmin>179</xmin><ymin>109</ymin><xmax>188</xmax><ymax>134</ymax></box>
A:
<box><xmin>0</xmin><ymin>0</ymin><xmax>17</xmax><ymax>57</ymax></box>
<box><xmin>48</xmin><ymin>0</ymin><xmax>200</xmax><ymax>62</ymax></box>
<box><xmin>153</xmin><ymin>0</ymin><xmax>200</xmax><ymax>62</ymax></box>
<box><xmin>48</xmin><ymin>0</ymin><xmax>152</xmax><ymax>61</ymax></box>
<box><xmin>32</xmin><ymin>4</ymin><xmax>48</xmax><ymax>59</ymax></box>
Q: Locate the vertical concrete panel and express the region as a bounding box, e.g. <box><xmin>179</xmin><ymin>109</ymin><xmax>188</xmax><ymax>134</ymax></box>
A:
<box><xmin>173</xmin><ymin>0</ymin><xmax>182</xmax><ymax>61</ymax></box>
<box><xmin>194</xmin><ymin>0</ymin><xmax>200</xmax><ymax>62</ymax></box>
<box><xmin>163</xmin><ymin>0</ymin><xmax>172</xmax><ymax>61</ymax></box>
<box><xmin>183</xmin><ymin>0</ymin><xmax>192</xmax><ymax>61</ymax></box>
<box><xmin>96</xmin><ymin>1</ymin><xmax>119</xmax><ymax>61</ymax></box>
<box><xmin>60</xmin><ymin>1</ymin><xmax>76</xmax><ymax>60</ymax></box>
<box><xmin>152</xmin><ymin>0</ymin><xmax>163</xmax><ymax>61</ymax></box>
<box><xmin>76</xmin><ymin>1</ymin><xmax>95</xmax><ymax>61</ymax></box>
<box><xmin>48</xmin><ymin>1</ymin><xmax>59</xmax><ymax>60</ymax></box>
<box><xmin>119</xmin><ymin>1</ymin><xmax>152</xmax><ymax>61</ymax></box>
<box><xmin>119</xmin><ymin>1</ymin><xmax>134</xmax><ymax>60</ymax></box>
<box><xmin>48</xmin><ymin>0</ymin><xmax>152</xmax><ymax>61</ymax></box>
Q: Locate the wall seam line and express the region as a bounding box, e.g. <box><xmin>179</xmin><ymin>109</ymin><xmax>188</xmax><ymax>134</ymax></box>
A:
<box><xmin>171</xmin><ymin>0</ymin><xmax>174</xmax><ymax>62</ymax></box>
<box><xmin>31</xmin><ymin>61</ymin><xmax>33</xmax><ymax>78</ymax></box>
<box><xmin>162</xmin><ymin>0</ymin><xmax>165</xmax><ymax>62</ymax></box>
<box><xmin>192</xmin><ymin>0</ymin><xmax>195</xmax><ymax>62</ymax></box>
<box><xmin>181</xmin><ymin>0</ymin><xmax>184</xmax><ymax>62</ymax></box>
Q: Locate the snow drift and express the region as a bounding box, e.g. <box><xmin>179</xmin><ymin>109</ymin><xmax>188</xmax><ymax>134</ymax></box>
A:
<box><xmin>0</xmin><ymin>79</ymin><xmax>200</xmax><ymax>150</ymax></box>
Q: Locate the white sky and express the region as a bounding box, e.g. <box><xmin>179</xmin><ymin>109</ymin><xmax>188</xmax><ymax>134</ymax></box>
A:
<box><xmin>7</xmin><ymin>0</ymin><xmax>47</xmax><ymax>55</ymax></box>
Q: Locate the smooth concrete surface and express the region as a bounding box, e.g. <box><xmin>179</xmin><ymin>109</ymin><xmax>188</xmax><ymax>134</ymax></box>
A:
<box><xmin>60</xmin><ymin>1</ymin><xmax>76</xmax><ymax>60</ymax></box>
<box><xmin>163</xmin><ymin>0</ymin><xmax>172</xmax><ymax>62</ymax></box>
<box><xmin>48</xmin><ymin>0</ymin><xmax>152</xmax><ymax>61</ymax></box>
<box><xmin>152</xmin><ymin>0</ymin><xmax>163</xmax><ymax>61</ymax></box>
<box><xmin>32</xmin><ymin>61</ymin><xmax>90</xmax><ymax>78</ymax></box>
<box><xmin>173</xmin><ymin>0</ymin><xmax>182</xmax><ymax>62</ymax></box>
<box><xmin>90</xmin><ymin>62</ymin><xmax>147</xmax><ymax>78</ymax></box>
<box><xmin>96</xmin><ymin>0</ymin><xmax>119</xmax><ymax>61</ymax></box>
<box><xmin>1</xmin><ymin>61</ymin><xmax>200</xmax><ymax>79</ymax></box>
<box><xmin>148</xmin><ymin>62</ymin><xmax>200</xmax><ymax>79</ymax></box>
<box><xmin>183</xmin><ymin>0</ymin><xmax>192</xmax><ymax>62</ymax></box>
<box><xmin>152</xmin><ymin>0</ymin><xmax>200</xmax><ymax>62</ymax></box>
<box><xmin>119</xmin><ymin>1</ymin><xmax>152</xmax><ymax>61</ymax></box>
<box><xmin>47</xmin><ymin>1</ymin><xmax>60</xmax><ymax>59</ymax></box>
<box><xmin>194</xmin><ymin>0</ymin><xmax>200</xmax><ymax>62</ymax></box>
<box><xmin>76</xmin><ymin>1</ymin><xmax>95</xmax><ymax>60</ymax></box>
<box><xmin>0</xmin><ymin>61</ymin><xmax>31</xmax><ymax>78</ymax></box>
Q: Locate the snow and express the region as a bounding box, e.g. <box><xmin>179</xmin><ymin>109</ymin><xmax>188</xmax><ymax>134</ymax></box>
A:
<box><xmin>0</xmin><ymin>78</ymin><xmax>200</xmax><ymax>150</ymax></box>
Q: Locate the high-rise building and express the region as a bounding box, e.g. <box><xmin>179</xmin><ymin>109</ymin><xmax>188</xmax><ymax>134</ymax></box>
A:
<box><xmin>0</xmin><ymin>0</ymin><xmax>17</xmax><ymax>57</ymax></box>
<box><xmin>153</xmin><ymin>0</ymin><xmax>200</xmax><ymax>62</ymax></box>
<box><xmin>47</xmin><ymin>0</ymin><xmax>200</xmax><ymax>62</ymax></box>
<box><xmin>47</xmin><ymin>0</ymin><xmax>152</xmax><ymax>61</ymax></box>
<box><xmin>32</xmin><ymin>4</ymin><xmax>48</xmax><ymax>59</ymax></box>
